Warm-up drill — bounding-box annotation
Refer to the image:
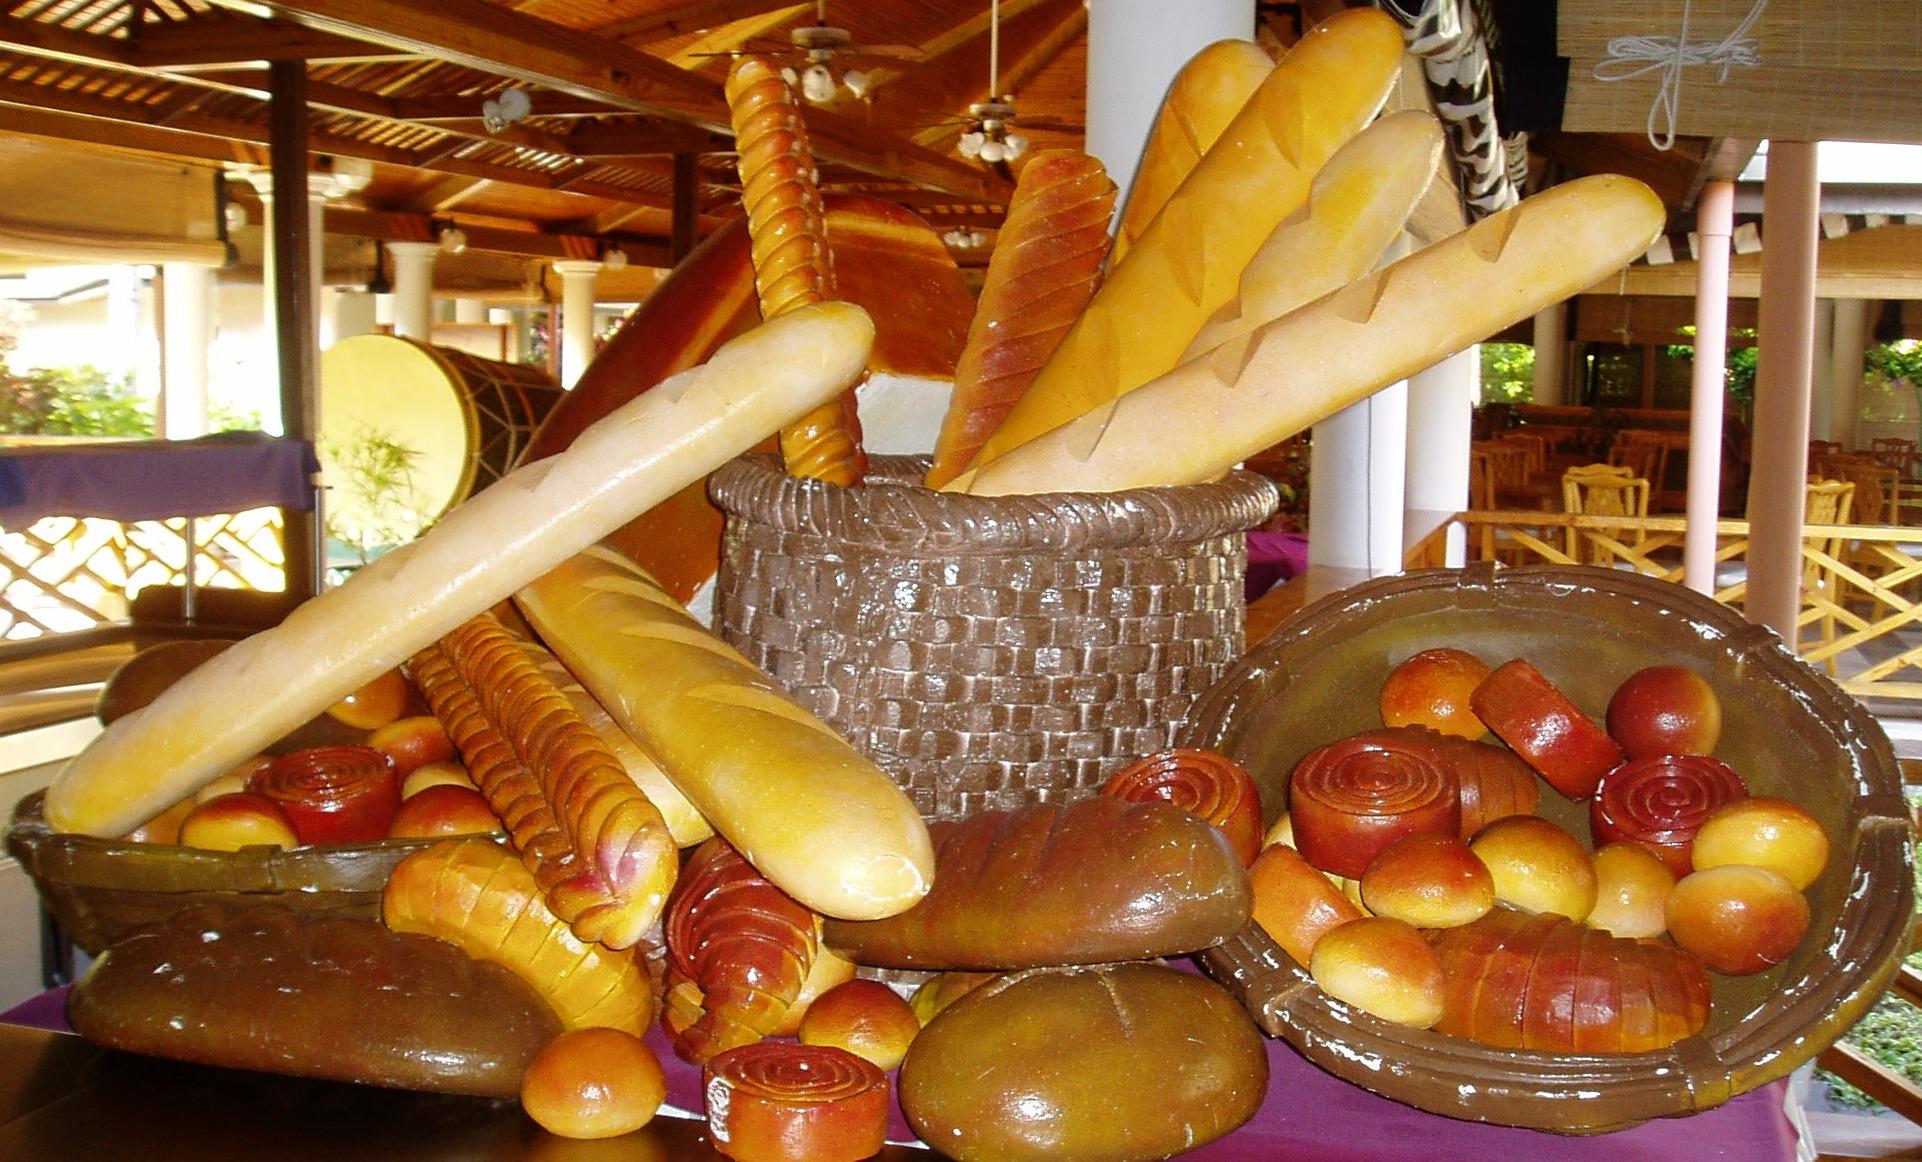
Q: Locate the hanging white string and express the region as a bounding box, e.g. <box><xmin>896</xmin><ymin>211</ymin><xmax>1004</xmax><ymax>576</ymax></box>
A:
<box><xmin>1592</xmin><ymin>0</ymin><xmax>1768</xmax><ymax>151</ymax></box>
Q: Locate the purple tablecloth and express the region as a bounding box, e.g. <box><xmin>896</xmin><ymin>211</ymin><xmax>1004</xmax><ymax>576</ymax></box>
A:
<box><xmin>5</xmin><ymin>987</ymin><xmax>1797</xmax><ymax>1161</ymax></box>
<box><xmin>0</xmin><ymin>433</ymin><xmax>317</xmax><ymax>527</ymax></box>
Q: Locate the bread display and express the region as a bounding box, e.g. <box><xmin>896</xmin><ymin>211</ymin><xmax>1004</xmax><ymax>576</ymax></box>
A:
<box><xmin>898</xmin><ymin>962</ymin><xmax>1268</xmax><ymax>1162</ymax></box>
<box><xmin>924</xmin><ymin>149</ymin><xmax>1115</xmax><ymax>489</ymax></box>
<box><xmin>381</xmin><ymin>837</ymin><xmax>656</xmax><ymax>1036</ymax></box>
<box><xmin>519</xmin><ymin>1027</ymin><xmax>668</xmax><ymax>1140</ymax></box>
<box><xmin>1249</xmin><ymin>840</ymin><xmax>1364</xmax><ymax>965</ymax></box>
<box><xmin>1589</xmin><ymin>753</ymin><xmax>1749</xmax><ymax>877</ymax></box>
<box><xmin>1099</xmin><ymin>746</ymin><xmax>1264</xmax><ymax>865</ymax></box>
<box><xmin>246</xmin><ymin>744</ymin><xmax>401</xmax><ymax>846</ymax></box>
<box><xmin>1286</xmin><ymin>729</ymin><xmax>1461</xmax><ymax>880</ymax></box>
<box><xmin>703</xmin><ymin>1041</ymin><xmax>890</xmax><ymax>1162</ymax></box>
<box><xmin>818</xmin><ymin>796</ymin><xmax>1252</xmax><ymax>970</ymax></box>
<box><xmin>1471</xmin><ymin>658</ymin><xmax>1626</xmax><ymax>800</ymax></box>
<box><xmin>67</xmin><ymin>902</ymin><xmax>562</xmax><ymax>1097</ymax></box>
<box><xmin>45</xmin><ymin>303</ymin><xmax>875</xmax><ymax>839</ymax></box>
<box><xmin>1309</xmin><ymin>915</ymin><xmax>1448</xmax><ymax>1029</ymax></box>
<box><xmin>514</xmin><ymin>544</ymin><xmax>933</xmax><ymax>922</ymax></box>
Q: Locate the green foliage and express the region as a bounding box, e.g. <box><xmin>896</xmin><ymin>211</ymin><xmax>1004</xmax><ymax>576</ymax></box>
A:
<box><xmin>1866</xmin><ymin>339</ymin><xmax>1922</xmax><ymax>386</ymax></box>
<box><xmin>322</xmin><ymin>423</ymin><xmax>428</xmax><ymax>563</ymax></box>
<box><xmin>1480</xmin><ymin>343</ymin><xmax>1534</xmax><ymax>405</ymax></box>
<box><xmin>1663</xmin><ymin>326</ymin><xmax>1758</xmax><ymax>405</ymax></box>
<box><xmin>0</xmin><ymin>307</ymin><xmax>154</xmax><ymax>436</ymax></box>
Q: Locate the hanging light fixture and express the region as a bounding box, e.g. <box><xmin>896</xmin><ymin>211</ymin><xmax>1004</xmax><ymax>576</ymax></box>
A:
<box><xmin>779</xmin><ymin>1</ymin><xmax>872</xmax><ymax>107</ymax></box>
<box><xmin>956</xmin><ymin>0</ymin><xmax>1029</xmax><ymax>165</ymax></box>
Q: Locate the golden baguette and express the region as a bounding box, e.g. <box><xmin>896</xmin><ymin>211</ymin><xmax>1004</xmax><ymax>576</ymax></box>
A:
<box><xmin>46</xmin><ymin>303</ymin><xmax>875</xmax><ymax>838</ymax></box>
<box><xmin>411</xmin><ymin>614</ymin><xmax>678</xmax><ymax>951</ymax></box>
<box><xmin>1111</xmin><ymin>39</ymin><xmax>1274</xmax><ymax>263</ymax></box>
<box><xmin>726</xmin><ymin>55</ymin><xmax>866</xmax><ymax>487</ymax></box>
<box><xmin>382</xmin><ymin>837</ymin><xmax>657</xmax><ymax>1036</ymax></box>
<box><xmin>955</xmin><ymin>8</ymin><xmax>1405</xmax><ymax>478</ymax></box>
<box><xmin>953</xmin><ymin>175</ymin><xmax>1666</xmax><ymax>496</ymax></box>
<box><xmin>514</xmin><ymin>544</ymin><xmax>934</xmax><ymax>922</ymax></box>
<box><xmin>1182</xmin><ymin>110</ymin><xmax>1443</xmax><ymax>358</ymax></box>
<box><xmin>520</xmin><ymin>641</ymin><xmax>713</xmax><ymax>847</ymax></box>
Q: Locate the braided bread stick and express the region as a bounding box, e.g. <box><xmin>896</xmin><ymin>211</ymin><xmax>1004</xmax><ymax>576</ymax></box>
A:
<box><xmin>727</xmin><ymin>55</ymin><xmax>866</xmax><ymax>487</ymax></box>
<box><xmin>924</xmin><ymin>150</ymin><xmax>1115</xmax><ymax>489</ymax></box>
<box><xmin>46</xmin><ymin>303</ymin><xmax>873</xmax><ymax>838</ymax></box>
<box><xmin>515</xmin><ymin>544</ymin><xmax>933</xmax><ymax>921</ymax></box>
<box><xmin>410</xmin><ymin>616</ymin><xmax>676</xmax><ymax>951</ymax></box>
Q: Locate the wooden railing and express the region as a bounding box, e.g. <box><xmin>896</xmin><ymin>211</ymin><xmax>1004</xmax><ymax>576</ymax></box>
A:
<box><xmin>1410</xmin><ymin>510</ymin><xmax>1922</xmax><ymax>702</ymax></box>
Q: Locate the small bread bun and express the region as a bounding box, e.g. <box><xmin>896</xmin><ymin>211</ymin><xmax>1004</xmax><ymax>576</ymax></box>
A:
<box><xmin>1309</xmin><ymin>916</ymin><xmax>1446</xmax><ymax>1029</ymax></box>
<box><xmin>1586</xmin><ymin>842</ymin><xmax>1676</xmax><ymax>938</ymax></box>
<box><xmin>520</xmin><ymin>1027</ymin><xmax>666</xmax><ymax>1140</ymax></box>
<box><xmin>1250</xmin><ymin>842</ymin><xmax>1364</xmax><ymax>964</ymax></box>
<box><xmin>1360</xmin><ymin>832</ymin><xmax>1495</xmax><ymax>929</ymax></box>
<box><xmin>1469</xmin><ymin>816</ymin><xmax>1598</xmax><ymax>922</ymax></box>
<box><xmin>1379</xmin><ymin>648</ymin><xmax>1490</xmax><ymax>739</ymax></box>
<box><xmin>798</xmin><ymin>978</ymin><xmax>921</xmax><ymax>1071</ymax></box>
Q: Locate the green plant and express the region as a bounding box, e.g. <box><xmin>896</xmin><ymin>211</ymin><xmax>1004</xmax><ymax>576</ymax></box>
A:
<box><xmin>322</xmin><ymin>423</ymin><xmax>428</xmax><ymax>563</ymax></box>
<box><xmin>1480</xmin><ymin>343</ymin><xmax>1534</xmax><ymax>405</ymax></box>
<box><xmin>1663</xmin><ymin>326</ymin><xmax>1759</xmax><ymax>407</ymax></box>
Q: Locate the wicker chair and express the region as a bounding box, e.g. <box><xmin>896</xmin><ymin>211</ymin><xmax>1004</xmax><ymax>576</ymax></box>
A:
<box><xmin>1562</xmin><ymin>463</ymin><xmax>1649</xmax><ymax>565</ymax></box>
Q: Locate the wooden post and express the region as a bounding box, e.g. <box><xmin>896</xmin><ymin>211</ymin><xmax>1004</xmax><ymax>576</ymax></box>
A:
<box><xmin>269</xmin><ymin>59</ymin><xmax>319</xmax><ymax>603</ymax></box>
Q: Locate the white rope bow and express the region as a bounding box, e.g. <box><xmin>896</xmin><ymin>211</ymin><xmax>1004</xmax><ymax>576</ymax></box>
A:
<box><xmin>1593</xmin><ymin>0</ymin><xmax>1769</xmax><ymax>151</ymax></box>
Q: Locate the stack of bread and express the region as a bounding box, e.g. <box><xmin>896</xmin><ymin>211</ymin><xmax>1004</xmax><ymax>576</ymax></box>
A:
<box><xmin>36</xmin><ymin>7</ymin><xmax>1686</xmax><ymax>1157</ymax></box>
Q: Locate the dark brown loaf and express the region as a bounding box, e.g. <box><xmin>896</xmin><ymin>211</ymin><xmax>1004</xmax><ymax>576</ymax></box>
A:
<box><xmin>820</xmin><ymin>796</ymin><xmax>1251</xmax><ymax>970</ymax></box>
<box><xmin>67</xmin><ymin>902</ymin><xmax>562</xmax><ymax>1097</ymax></box>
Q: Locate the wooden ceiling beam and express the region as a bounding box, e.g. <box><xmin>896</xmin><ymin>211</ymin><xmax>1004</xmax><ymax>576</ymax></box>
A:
<box><xmin>662</xmin><ymin>2</ymin><xmax>808</xmax><ymax>68</ymax></box>
<box><xmin>127</xmin><ymin>15</ymin><xmax>381</xmax><ymax>66</ymax></box>
<box><xmin>560</xmin><ymin>117</ymin><xmax>730</xmax><ymax>157</ymax></box>
<box><xmin>596</xmin><ymin>0</ymin><xmax>806</xmax><ymax>46</ymax></box>
<box><xmin>203</xmin><ymin>0</ymin><xmax>1009</xmax><ymax>200</ymax></box>
<box><xmin>0</xmin><ymin>101</ymin><xmax>267</xmax><ymax>166</ymax></box>
<box><xmin>0</xmin><ymin>14</ymin><xmax>135</xmax><ymax>67</ymax></box>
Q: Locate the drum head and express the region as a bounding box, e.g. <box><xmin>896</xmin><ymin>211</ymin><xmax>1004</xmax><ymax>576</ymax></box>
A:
<box><xmin>319</xmin><ymin>335</ymin><xmax>478</xmax><ymax>549</ymax></box>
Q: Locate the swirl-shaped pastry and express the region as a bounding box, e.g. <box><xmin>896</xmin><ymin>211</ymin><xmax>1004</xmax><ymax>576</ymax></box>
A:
<box><xmin>725</xmin><ymin>55</ymin><xmax>865</xmax><ymax>487</ymax></box>
<box><xmin>1590</xmin><ymin>754</ymin><xmax>1749</xmax><ymax>877</ymax></box>
<box><xmin>1287</xmin><ymin>730</ymin><xmax>1461</xmax><ymax>878</ymax></box>
<box><xmin>703</xmin><ymin>1041</ymin><xmax>889</xmax><ymax>1162</ymax></box>
<box><xmin>1424</xmin><ymin>732</ymin><xmax>1541</xmax><ymax>838</ymax></box>
<box><xmin>248</xmin><ymin>744</ymin><xmax>399</xmax><ymax>845</ymax></box>
<box><xmin>1100</xmin><ymin>746</ymin><xmax>1263</xmax><ymax>865</ymax></box>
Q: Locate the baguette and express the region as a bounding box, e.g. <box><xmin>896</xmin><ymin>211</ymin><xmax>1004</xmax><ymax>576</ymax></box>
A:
<box><xmin>952</xmin><ymin>175</ymin><xmax>1665</xmax><ymax>496</ymax></box>
<box><xmin>514</xmin><ymin>544</ymin><xmax>933</xmax><ymax>921</ymax></box>
<box><xmin>68</xmin><ymin>902</ymin><xmax>563</xmax><ymax>1098</ymax></box>
<box><xmin>956</xmin><ymin>8</ymin><xmax>1405</xmax><ymax>476</ymax></box>
<box><xmin>1182</xmin><ymin>109</ymin><xmax>1443</xmax><ymax>358</ymax></box>
<box><xmin>382</xmin><ymin>836</ymin><xmax>658</xmax><ymax>1036</ymax></box>
<box><xmin>924</xmin><ymin>150</ymin><xmax>1115</xmax><ymax>489</ymax></box>
<box><xmin>45</xmin><ymin>303</ymin><xmax>874</xmax><ymax>838</ymax></box>
<box><xmin>727</xmin><ymin>55</ymin><xmax>866</xmax><ymax>487</ymax></box>
<box><xmin>1111</xmin><ymin>39</ymin><xmax>1274</xmax><ymax>263</ymax></box>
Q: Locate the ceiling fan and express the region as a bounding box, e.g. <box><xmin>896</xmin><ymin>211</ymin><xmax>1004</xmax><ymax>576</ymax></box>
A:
<box><xmin>703</xmin><ymin>0</ymin><xmax>923</xmax><ymax>106</ymax></box>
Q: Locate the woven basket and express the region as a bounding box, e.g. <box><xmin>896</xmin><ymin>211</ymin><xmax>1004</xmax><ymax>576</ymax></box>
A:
<box><xmin>710</xmin><ymin>454</ymin><xmax>1278</xmax><ymax>821</ymax></box>
<box><xmin>7</xmin><ymin>790</ymin><xmax>439</xmax><ymax>955</ymax></box>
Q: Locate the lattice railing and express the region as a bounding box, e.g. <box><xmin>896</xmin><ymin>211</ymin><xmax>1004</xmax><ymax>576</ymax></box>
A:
<box><xmin>1413</xmin><ymin>511</ymin><xmax>1922</xmax><ymax>701</ymax></box>
<box><xmin>1</xmin><ymin>509</ymin><xmax>287</xmax><ymax>640</ymax></box>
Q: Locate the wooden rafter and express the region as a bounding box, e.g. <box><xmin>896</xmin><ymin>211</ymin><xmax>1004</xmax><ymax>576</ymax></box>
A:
<box><xmin>595</xmin><ymin>0</ymin><xmax>807</xmax><ymax>46</ymax></box>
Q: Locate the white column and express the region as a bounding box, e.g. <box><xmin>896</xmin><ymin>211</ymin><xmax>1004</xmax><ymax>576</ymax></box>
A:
<box><xmin>1531</xmin><ymin>302</ymin><xmax>1568</xmax><ymax>406</ymax></box>
<box><xmin>160</xmin><ymin>261</ymin><xmax>212</xmax><ymax>438</ymax></box>
<box><xmin>1310</xmin><ymin>380</ymin><xmax>1409</xmax><ymax>575</ymax></box>
<box><xmin>1684</xmin><ymin>180</ymin><xmax>1734</xmax><ymax>596</ymax></box>
<box><xmin>104</xmin><ymin>266</ymin><xmax>142</xmax><ymax>379</ymax></box>
<box><xmin>1809</xmin><ymin>299</ymin><xmax>1835</xmax><ymax>442</ymax></box>
<box><xmin>454</xmin><ymin>298</ymin><xmax>488</xmax><ymax>324</ymax></box>
<box><xmin>387</xmin><ymin>240</ymin><xmax>440</xmax><ymax>342</ymax></box>
<box><xmin>1405</xmin><ymin>347</ymin><xmax>1479</xmax><ymax>567</ymax></box>
<box><xmin>553</xmin><ymin>259</ymin><xmax>603</xmax><ymax>388</ymax></box>
<box><xmin>1831</xmin><ymin>298</ymin><xmax>1871</xmax><ymax>448</ymax></box>
<box><xmin>332</xmin><ymin>288</ymin><xmax>377</xmax><ymax>344</ymax></box>
<box><xmin>1085</xmin><ymin>0</ymin><xmax>1255</xmax><ymax>219</ymax></box>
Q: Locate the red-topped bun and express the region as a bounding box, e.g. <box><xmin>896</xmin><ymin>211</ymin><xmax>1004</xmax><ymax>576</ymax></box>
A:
<box><xmin>1590</xmin><ymin>754</ymin><xmax>1749</xmax><ymax>877</ymax></box>
<box><xmin>1287</xmin><ymin>730</ymin><xmax>1460</xmax><ymax>879</ymax></box>
<box><xmin>248</xmin><ymin>744</ymin><xmax>401</xmax><ymax>845</ymax></box>
<box><xmin>1101</xmin><ymin>747</ymin><xmax>1264</xmax><ymax>865</ymax></box>
<box><xmin>703</xmin><ymin>1042</ymin><xmax>890</xmax><ymax>1162</ymax></box>
<box><xmin>1470</xmin><ymin>659</ymin><xmax>1623</xmax><ymax>800</ymax></box>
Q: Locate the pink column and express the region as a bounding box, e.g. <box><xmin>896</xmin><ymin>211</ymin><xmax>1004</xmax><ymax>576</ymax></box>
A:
<box><xmin>1744</xmin><ymin>142</ymin><xmax>1822</xmax><ymax>641</ymax></box>
<box><xmin>1683</xmin><ymin>180</ymin><xmax>1733</xmax><ymax>595</ymax></box>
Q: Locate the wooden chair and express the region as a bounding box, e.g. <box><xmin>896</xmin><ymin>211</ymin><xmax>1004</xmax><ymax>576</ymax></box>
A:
<box><xmin>1606</xmin><ymin>437</ymin><xmax>1669</xmax><ymax>510</ymax></box>
<box><xmin>1871</xmin><ymin>436</ymin><xmax>1917</xmax><ymax>476</ymax></box>
<box><xmin>1801</xmin><ymin>478</ymin><xmax>1857</xmax><ymax>669</ymax></box>
<box><xmin>1467</xmin><ymin>448</ymin><xmax>1497</xmax><ymax>511</ymax></box>
<box><xmin>1808</xmin><ymin>440</ymin><xmax>1842</xmax><ymax>477</ymax></box>
<box><xmin>1831</xmin><ymin>458</ymin><xmax>1899</xmax><ymax>526</ymax></box>
<box><xmin>1562</xmin><ymin>463</ymin><xmax>1649</xmax><ymax>564</ymax></box>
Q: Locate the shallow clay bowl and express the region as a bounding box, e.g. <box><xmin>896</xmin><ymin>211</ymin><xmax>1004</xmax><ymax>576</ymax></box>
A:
<box><xmin>1185</xmin><ymin>563</ymin><xmax>1914</xmax><ymax>1133</ymax></box>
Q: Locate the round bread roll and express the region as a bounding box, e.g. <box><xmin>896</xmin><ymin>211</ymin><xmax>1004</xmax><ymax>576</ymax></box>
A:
<box><xmin>520</xmin><ymin>1027</ymin><xmax>666</xmax><ymax>1140</ymax></box>
<box><xmin>1469</xmin><ymin>816</ymin><xmax>1598</xmax><ymax>922</ymax></box>
<box><xmin>1360</xmin><ymin>832</ymin><xmax>1495</xmax><ymax>929</ymax></box>
<box><xmin>1309</xmin><ymin>916</ymin><xmax>1447</xmax><ymax>1029</ymax></box>
<box><xmin>1586</xmin><ymin>842</ymin><xmax>1676</xmax><ymax>939</ymax></box>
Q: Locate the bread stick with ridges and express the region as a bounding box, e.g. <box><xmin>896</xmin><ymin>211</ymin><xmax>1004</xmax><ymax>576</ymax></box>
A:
<box><xmin>514</xmin><ymin>544</ymin><xmax>933</xmax><ymax>921</ymax></box>
<box><xmin>382</xmin><ymin>837</ymin><xmax>656</xmax><ymax>1036</ymax></box>
<box><xmin>954</xmin><ymin>175</ymin><xmax>1665</xmax><ymax>496</ymax></box>
<box><xmin>726</xmin><ymin>55</ymin><xmax>865</xmax><ymax>487</ymax></box>
<box><xmin>520</xmin><ymin>641</ymin><xmax>712</xmax><ymax>847</ymax></box>
<box><xmin>956</xmin><ymin>9</ymin><xmax>1405</xmax><ymax>476</ymax></box>
<box><xmin>45</xmin><ymin>303</ymin><xmax>874</xmax><ymax>838</ymax></box>
<box><xmin>1112</xmin><ymin>39</ymin><xmax>1274</xmax><ymax>263</ymax></box>
<box><xmin>924</xmin><ymin>150</ymin><xmax>1115</xmax><ymax>489</ymax></box>
<box><xmin>1182</xmin><ymin>110</ymin><xmax>1443</xmax><ymax>358</ymax></box>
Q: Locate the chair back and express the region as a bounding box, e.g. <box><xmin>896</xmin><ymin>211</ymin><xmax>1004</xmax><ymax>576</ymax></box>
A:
<box><xmin>1809</xmin><ymin>440</ymin><xmax>1842</xmax><ymax>476</ymax></box>
<box><xmin>1871</xmin><ymin>437</ymin><xmax>1916</xmax><ymax>475</ymax></box>
<box><xmin>1562</xmin><ymin>463</ymin><xmax>1641</xmax><ymax>515</ymax></box>
<box><xmin>1831</xmin><ymin>460</ymin><xmax>1898</xmax><ymax>525</ymax></box>
<box><xmin>1804</xmin><ymin>477</ymin><xmax>1856</xmax><ymax>526</ymax></box>
<box><xmin>1607</xmin><ymin>438</ymin><xmax>1668</xmax><ymax>499</ymax></box>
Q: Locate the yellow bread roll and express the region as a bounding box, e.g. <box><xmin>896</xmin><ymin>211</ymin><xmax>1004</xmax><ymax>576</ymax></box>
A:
<box><xmin>1182</xmin><ymin>110</ymin><xmax>1443</xmax><ymax>358</ymax></box>
<box><xmin>955</xmin><ymin>8</ymin><xmax>1405</xmax><ymax>477</ymax></box>
<box><xmin>45</xmin><ymin>303</ymin><xmax>875</xmax><ymax>838</ymax></box>
<box><xmin>1111</xmin><ymin>38</ymin><xmax>1275</xmax><ymax>263</ymax></box>
<box><xmin>514</xmin><ymin>545</ymin><xmax>934</xmax><ymax>922</ymax></box>
<box><xmin>955</xmin><ymin>175</ymin><xmax>1665</xmax><ymax>496</ymax></box>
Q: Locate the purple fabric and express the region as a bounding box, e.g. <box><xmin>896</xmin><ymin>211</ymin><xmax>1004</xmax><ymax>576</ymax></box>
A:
<box><xmin>1246</xmin><ymin>529</ymin><xmax>1310</xmax><ymax>601</ymax></box>
<box><xmin>0</xmin><ymin>985</ymin><xmax>71</xmax><ymax>1033</ymax></box>
<box><xmin>0</xmin><ymin>433</ymin><xmax>317</xmax><ymax>527</ymax></box>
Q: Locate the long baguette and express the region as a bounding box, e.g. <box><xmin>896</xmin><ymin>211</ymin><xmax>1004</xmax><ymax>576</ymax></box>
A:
<box><xmin>1111</xmin><ymin>38</ymin><xmax>1274</xmax><ymax>263</ymax></box>
<box><xmin>1181</xmin><ymin>109</ymin><xmax>1443</xmax><ymax>358</ymax></box>
<box><xmin>955</xmin><ymin>8</ymin><xmax>1405</xmax><ymax>476</ymax></box>
<box><xmin>953</xmin><ymin>174</ymin><xmax>1665</xmax><ymax>496</ymax></box>
<box><xmin>514</xmin><ymin>544</ymin><xmax>934</xmax><ymax>922</ymax></box>
<box><xmin>45</xmin><ymin>303</ymin><xmax>875</xmax><ymax>838</ymax></box>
